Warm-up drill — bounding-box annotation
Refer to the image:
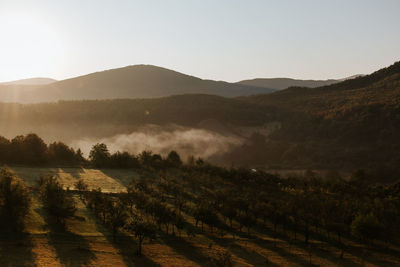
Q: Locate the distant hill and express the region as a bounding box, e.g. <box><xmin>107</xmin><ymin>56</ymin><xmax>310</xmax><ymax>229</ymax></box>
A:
<box><xmin>1</xmin><ymin>77</ymin><xmax>56</xmax><ymax>86</ymax></box>
<box><xmin>237</xmin><ymin>74</ymin><xmax>364</xmax><ymax>91</ymax></box>
<box><xmin>237</xmin><ymin>77</ymin><xmax>339</xmax><ymax>90</ymax></box>
<box><xmin>0</xmin><ymin>65</ymin><xmax>274</xmax><ymax>103</ymax></box>
<box><xmin>337</xmin><ymin>74</ymin><xmax>364</xmax><ymax>81</ymax></box>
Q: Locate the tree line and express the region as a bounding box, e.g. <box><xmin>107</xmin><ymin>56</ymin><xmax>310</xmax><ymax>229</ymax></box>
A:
<box><xmin>0</xmin><ymin>133</ymin><xmax>184</xmax><ymax>169</ymax></box>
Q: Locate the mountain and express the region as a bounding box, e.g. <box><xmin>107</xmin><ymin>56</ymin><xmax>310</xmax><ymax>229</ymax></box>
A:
<box><xmin>1</xmin><ymin>66</ymin><xmax>362</xmax><ymax>103</ymax></box>
<box><xmin>1</xmin><ymin>77</ymin><xmax>56</xmax><ymax>86</ymax></box>
<box><xmin>237</xmin><ymin>77</ymin><xmax>340</xmax><ymax>90</ymax></box>
<box><xmin>0</xmin><ymin>65</ymin><xmax>274</xmax><ymax>103</ymax></box>
<box><xmin>237</xmin><ymin>74</ymin><xmax>365</xmax><ymax>91</ymax></box>
<box><xmin>338</xmin><ymin>74</ymin><xmax>364</xmax><ymax>81</ymax></box>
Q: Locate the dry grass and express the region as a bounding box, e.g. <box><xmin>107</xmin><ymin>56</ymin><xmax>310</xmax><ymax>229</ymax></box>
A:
<box><xmin>9</xmin><ymin>166</ymin><xmax>138</xmax><ymax>193</ymax></box>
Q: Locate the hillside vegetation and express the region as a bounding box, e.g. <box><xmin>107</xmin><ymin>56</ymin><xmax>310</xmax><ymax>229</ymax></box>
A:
<box><xmin>235</xmin><ymin>61</ymin><xmax>400</xmax><ymax>177</ymax></box>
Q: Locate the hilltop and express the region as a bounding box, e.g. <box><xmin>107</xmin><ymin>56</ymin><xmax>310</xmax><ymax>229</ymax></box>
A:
<box><xmin>1</xmin><ymin>77</ymin><xmax>56</xmax><ymax>86</ymax></box>
<box><xmin>237</xmin><ymin>77</ymin><xmax>339</xmax><ymax>90</ymax></box>
<box><xmin>0</xmin><ymin>65</ymin><xmax>274</xmax><ymax>103</ymax></box>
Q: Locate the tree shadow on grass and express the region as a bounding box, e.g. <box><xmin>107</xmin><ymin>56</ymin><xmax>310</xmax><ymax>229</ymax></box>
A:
<box><xmin>0</xmin><ymin>232</ymin><xmax>35</xmax><ymax>267</ymax></box>
<box><xmin>252</xmin><ymin>223</ymin><xmax>398</xmax><ymax>267</ymax></box>
<box><xmin>205</xmin><ymin>233</ymin><xmax>280</xmax><ymax>267</ymax></box>
<box><xmin>44</xmin><ymin>215</ymin><xmax>97</xmax><ymax>266</ymax></box>
<box><xmin>308</xmin><ymin>243</ymin><xmax>362</xmax><ymax>267</ymax></box>
<box><xmin>158</xmin><ymin>232</ymin><xmax>211</xmax><ymax>266</ymax></box>
<box><xmin>338</xmin><ymin>245</ymin><xmax>398</xmax><ymax>267</ymax></box>
<box><xmin>94</xmin><ymin>219</ymin><xmax>160</xmax><ymax>266</ymax></box>
<box><xmin>253</xmin><ymin>223</ymin><xmax>363</xmax><ymax>266</ymax></box>
<box><xmin>287</xmin><ymin>228</ymin><xmax>399</xmax><ymax>267</ymax></box>
<box><xmin>59</xmin><ymin>167</ymin><xmax>85</xmax><ymax>180</ymax></box>
<box><xmin>251</xmin><ymin>238</ymin><xmax>315</xmax><ymax>267</ymax></box>
<box><xmin>99</xmin><ymin>169</ymin><xmax>138</xmax><ymax>188</ymax></box>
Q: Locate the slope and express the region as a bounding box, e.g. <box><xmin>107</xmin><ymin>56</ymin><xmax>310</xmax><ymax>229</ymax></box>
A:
<box><xmin>0</xmin><ymin>65</ymin><xmax>274</xmax><ymax>103</ymax></box>
<box><xmin>233</xmin><ymin>61</ymin><xmax>400</xmax><ymax>175</ymax></box>
<box><xmin>237</xmin><ymin>77</ymin><xmax>339</xmax><ymax>90</ymax></box>
<box><xmin>1</xmin><ymin>77</ymin><xmax>56</xmax><ymax>86</ymax></box>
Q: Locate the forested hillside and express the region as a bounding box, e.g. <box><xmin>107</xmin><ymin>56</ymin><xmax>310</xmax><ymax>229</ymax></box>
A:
<box><xmin>1</xmin><ymin>62</ymin><xmax>399</xmax><ymax>177</ymax></box>
<box><xmin>0</xmin><ymin>94</ymin><xmax>273</xmax><ymax>140</ymax></box>
<box><xmin>235</xmin><ymin>61</ymin><xmax>400</xmax><ymax>178</ymax></box>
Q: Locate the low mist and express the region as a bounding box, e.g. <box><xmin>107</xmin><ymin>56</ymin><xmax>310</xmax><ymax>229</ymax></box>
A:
<box><xmin>70</xmin><ymin>125</ymin><xmax>243</xmax><ymax>161</ymax></box>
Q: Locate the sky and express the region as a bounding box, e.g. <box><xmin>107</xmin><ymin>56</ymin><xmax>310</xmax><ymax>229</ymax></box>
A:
<box><xmin>0</xmin><ymin>0</ymin><xmax>399</xmax><ymax>83</ymax></box>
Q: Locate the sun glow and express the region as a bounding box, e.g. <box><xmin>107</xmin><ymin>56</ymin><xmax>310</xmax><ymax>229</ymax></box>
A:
<box><xmin>0</xmin><ymin>11</ymin><xmax>68</xmax><ymax>81</ymax></box>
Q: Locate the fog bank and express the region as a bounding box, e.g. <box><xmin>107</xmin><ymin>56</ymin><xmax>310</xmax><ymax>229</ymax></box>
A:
<box><xmin>70</xmin><ymin>125</ymin><xmax>243</xmax><ymax>160</ymax></box>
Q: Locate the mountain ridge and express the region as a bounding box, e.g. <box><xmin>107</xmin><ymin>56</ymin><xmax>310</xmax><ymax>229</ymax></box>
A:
<box><xmin>1</xmin><ymin>64</ymin><xmax>362</xmax><ymax>103</ymax></box>
<box><xmin>0</xmin><ymin>65</ymin><xmax>274</xmax><ymax>103</ymax></box>
<box><xmin>1</xmin><ymin>77</ymin><xmax>56</xmax><ymax>86</ymax></box>
<box><xmin>237</xmin><ymin>77</ymin><xmax>339</xmax><ymax>90</ymax></box>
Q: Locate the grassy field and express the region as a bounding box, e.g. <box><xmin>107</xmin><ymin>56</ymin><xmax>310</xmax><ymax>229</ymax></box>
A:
<box><xmin>1</xmin><ymin>167</ymin><xmax>399</xmax><ymax>266</ymax></box>
<box><xmin>9</xmin><ymin>166</ymin><xmax>138</xmax><ymax>193</ymax></box>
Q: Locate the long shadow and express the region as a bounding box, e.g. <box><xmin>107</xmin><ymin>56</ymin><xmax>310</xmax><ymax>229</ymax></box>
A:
<box><xmin>302</xmin><ymin>242</ymin><xmax>362</xmax><ymax>267</ymax></box>
<box><xmin>44</xmin><ymin>214</ymin><xmax>97</xmax><ymax>266</ymax></box>
<box><xmin>252</xmin><ymin>237</ymin><xmax>314</xmax><ymax>267</ymax></box>
<box><xmin>338</xmin><ymin>245</ymin><xmax>398</xmax><ymax>267</ymax></box>
<box><xmin>206</xmin><ymin>233</ymin><xmax>280</xmax><ymax>267</ymax></box>
<box><xmin>0</xmin><ymin>232</ymin><xmax>35</xmax><ymax>266</ymax></box>
<box><xmin>253</xmin><ymin>223</ymin><xmax>392</xmax><ymax>266</ymax></box>
<box><xmin>60</xmin><ymin>167</ymin><xmax>85</xmax><ymax>180</ymax></box>
<box><xmin>308</xmin><ymin>242</ymin><xmax>395</xmax><ymax>267</ymax></box>
<box><xmin>256</xmin><ymin>223</ymin><xmax>400</xmax><ymax>267</ymax></box>
<box><xmin>94</xmin><ymin>218</ymin><xmax>160</xmax><ymax>266</ymax></box>
<box><xmin>230</xmin><ymin>242</ymin><xmax>281</xmax><ymax>267</ymax></box>
<box><xmin>159</xmin><ymin>232</ymin><xmax>211</xmax><ymax>265</ymax></box>
<box><xmin>100</xmin><ymin>169</ymin><xmax>138</xmax><ymax>188</ymax></box>
<box><xmin>180</xmin><ymin>210</ymin><xmax>282</xmax><ymax>265</ymax></box>
<box><xmin>281</xmin><ymin>225</ymin><xmax>400</xmax><ymax>266</ymax></box>
<box><xmin>302</xmin><ymin>228</ymin><xmax>399</xmax><ymax>266</ymax></box>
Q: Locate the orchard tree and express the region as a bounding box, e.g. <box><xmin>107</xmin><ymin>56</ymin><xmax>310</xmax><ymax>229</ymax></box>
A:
<box><xmin>107</xmin><ymin>200</ymin><xmax>128</xmax><ymax>242</ymax></box>
<box><xmin>74</xmin><ymin>178</ymin><xmax>89</xmax><ymax>200</ymax></box>
<box><xmin>126</xmin><ymin>218</ymin><xmax>156</xmax><ymax>256</ymax></box>
<box><xmin>351</xmin><ymin>213</ymin><xmax>384</xmax><ymax>244</ymax></box>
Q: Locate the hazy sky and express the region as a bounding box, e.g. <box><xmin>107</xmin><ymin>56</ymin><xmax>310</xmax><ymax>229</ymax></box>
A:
<box><xmin>0</xmin><ymin>0</ymin><xmax>399</xmax><ymax>82</ymax></box>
